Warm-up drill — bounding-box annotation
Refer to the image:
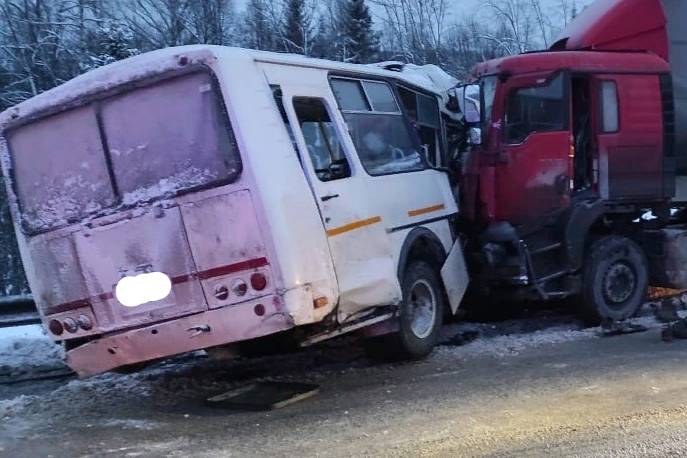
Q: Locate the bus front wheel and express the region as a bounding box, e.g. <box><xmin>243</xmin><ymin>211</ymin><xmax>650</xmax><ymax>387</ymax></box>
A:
<box><xmin>366</xmin><ymin>260</ymin><xmax>444</xmax><ymax>360</ymax></box>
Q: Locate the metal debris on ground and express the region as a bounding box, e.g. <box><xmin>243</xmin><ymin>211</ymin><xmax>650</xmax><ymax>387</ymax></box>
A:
<box><xmin>206</xmin><ymin>381</ymin><xmax>320</xmax><ymax>411</ymax></box>
<box><xmin>661</xmin><ymin>319</ymin><xmax>687</xmax><ymax>342</ymax></box>
<box><xmin>652</xmin><ymin>297</ymin><xmax>682</xmax><ymax>323</ymax></box>
<box><xmin>600</xmin><ymin>320</ymin><xmax>648</xmax><ymax>337</ymax></box>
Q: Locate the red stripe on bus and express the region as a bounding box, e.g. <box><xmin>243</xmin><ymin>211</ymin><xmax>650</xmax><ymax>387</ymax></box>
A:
<box><xmin>46</xmin><ymin>257</ymin><xmax>270</xmax><ymax>313</ymax></box>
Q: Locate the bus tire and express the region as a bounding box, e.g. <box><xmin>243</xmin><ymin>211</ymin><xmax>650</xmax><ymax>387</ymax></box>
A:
<box><xmin>578</xmin><ymin>236</ymin><xmax>648</xmax><ymax>325</ymax></box>
<box><xmin>367</xmin><ymin>260</ymin><xmax>444</xmax><ymax>360</ymax></box>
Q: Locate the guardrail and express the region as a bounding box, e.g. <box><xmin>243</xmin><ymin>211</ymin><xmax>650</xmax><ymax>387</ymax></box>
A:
<box><xmin>0</xmin><ymin>294</ymin><xmax>39</xmax><ymax>328</ymax></box>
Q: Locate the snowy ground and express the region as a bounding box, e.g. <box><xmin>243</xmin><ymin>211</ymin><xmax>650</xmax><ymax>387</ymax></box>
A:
<box><xmin>2</xmin><ymin>305</ymin><xmax>685</xmax><ymax>457</ymax></box>
<box><xmin>0</xmin><ymin>306</ymin><xmax>665</xmax><ymax>420</ymax></box>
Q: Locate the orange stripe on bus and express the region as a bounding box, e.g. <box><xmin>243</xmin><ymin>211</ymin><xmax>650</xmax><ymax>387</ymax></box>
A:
<box><xmin>326</xmin><ymin>216</ymin><xmax>382</xmax><ymax>237</ymax></box>
<box><xmin>408</xmin><ymin>204</ymin><xmax>446</xmax><ymax>218</ymax></box>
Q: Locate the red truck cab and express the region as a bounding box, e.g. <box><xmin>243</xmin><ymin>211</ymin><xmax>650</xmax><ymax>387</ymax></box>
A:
<box><xmin>458</xmin><ymin>0</ymin><xmax>685</xmax><ymax>323</ymax></box>
<box><xmin>465</xmin><ymin>50</ymin><xmax>671</xmax><ymax>226</ymax></box>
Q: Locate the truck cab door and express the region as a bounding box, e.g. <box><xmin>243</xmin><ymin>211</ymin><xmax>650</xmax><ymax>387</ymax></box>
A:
<box><xmin>496</xmin><ymin>72</ymin><xmax>572</xmax><ymax>225</ymax></box>
<box><xmin>593</xmin><ymin>74</ymin><xmax>665</xmax><ymax>200</ymax></box>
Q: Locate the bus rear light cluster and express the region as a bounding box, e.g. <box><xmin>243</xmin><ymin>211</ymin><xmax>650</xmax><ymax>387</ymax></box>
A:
<box><xmin>48</xmin><ymin>314</ymin><xmax>94</xmax><ymax>336</ymax></box>
<box><xmin>212</xmin><ymin>271</ymin><xmax>269</xmax><ymax>304</ymax></box>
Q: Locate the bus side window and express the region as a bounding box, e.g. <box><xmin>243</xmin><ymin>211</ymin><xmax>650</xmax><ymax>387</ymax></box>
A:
<box><xmin>292</xmin><ymin>97</ymin><xmax>351</xmax><ymax>182</ymax></box>
<box><xmin>331</xmin><ymin>78</ymin><xmax>426</xmax><ymax>176</ymax></box>
<box><xmin>398</xmin><ymin>86</ymin><xmax>441</xmax><ymax>166</ymax></box>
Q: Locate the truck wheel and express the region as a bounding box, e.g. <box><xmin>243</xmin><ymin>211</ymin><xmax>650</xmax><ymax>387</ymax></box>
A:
<box><xmin>579</xmin><ymin>236</ymin><xmax>648</xmax><ymax>324</ymax></box>
<box><xmin>367</xmin><ymin>261</ymin><xmax>444</xmax><ymax>360</ymax></box>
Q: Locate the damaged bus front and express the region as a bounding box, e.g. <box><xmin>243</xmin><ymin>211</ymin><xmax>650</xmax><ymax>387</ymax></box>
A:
<box><xmin>0</xmin><ymin>46</ymin><xmax>468</xmax><ymax>377</ymax></box>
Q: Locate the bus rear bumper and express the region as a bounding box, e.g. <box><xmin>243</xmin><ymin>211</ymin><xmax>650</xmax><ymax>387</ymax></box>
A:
<box><xmin>66</xmin><ymin>295</ymin><xmax>294</xmax><ymax>378</ymax></box>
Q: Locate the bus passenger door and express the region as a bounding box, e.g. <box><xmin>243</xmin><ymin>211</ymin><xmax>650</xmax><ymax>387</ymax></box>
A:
<box><xmin>265</xmin><ymin>68</ymin><xmax>400</xmax><ymax>322</ymax></box>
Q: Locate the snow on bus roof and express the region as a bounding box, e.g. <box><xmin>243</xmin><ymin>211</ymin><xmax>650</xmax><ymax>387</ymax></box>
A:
<box><xmin>0</xmin><ymin>46</ymin><xmax>458</xmax><ymax>129</ymax></box>
<box><xmin>0</xmin><ymin>45</ymin><xmax>218</xmax><ymax>128</ymax></box>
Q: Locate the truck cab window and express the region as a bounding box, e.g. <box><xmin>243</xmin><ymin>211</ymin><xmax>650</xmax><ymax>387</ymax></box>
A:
<box><xmin>331</xmin><ymin>77</ymin><xmax>426</xmax><ymax>176</ymax></box>
<box><xmin>505</xmin><ymin>73</ymin><xmax>567</xmax><ymax>144</ymax></box>
<box><xmin>398</xmin><ymin>86</ymin><xmax>442</xmax><ymax>166</ymax></box>
<box><xmin>600</xmin><ymin>81</ymin><xmax>619</xmax><ymax>133</ymax></box>
<box><xmin>293</xmin><ymin>97</ymin><xmax>351</xmax><ymax>182</ymax></box>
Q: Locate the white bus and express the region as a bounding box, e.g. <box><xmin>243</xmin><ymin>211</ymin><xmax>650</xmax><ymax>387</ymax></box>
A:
<box><xmin>0</xmin><ymin>46</ymin><xmax>468</xmax><ymax>377</ymax></box>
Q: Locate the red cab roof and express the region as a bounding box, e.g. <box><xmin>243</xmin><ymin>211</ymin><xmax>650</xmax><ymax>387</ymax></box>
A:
<box><xmin>473</xmin><ymin>50</ymin><xmax>669</xmax><ymax>78</ymax></box>
<box><xmin>552</xmin><ymin>0</ymin><xmax>668</xmax><ymax>59</ymax></box>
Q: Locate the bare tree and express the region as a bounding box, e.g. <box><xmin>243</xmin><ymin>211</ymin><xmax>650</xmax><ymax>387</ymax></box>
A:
<box><xmin>242</xmin><ymin>0</ymin><xmax>278</xmax><ymax>51</ymax></box>
<box><xmin>372</xmin><ymin>0</ymin><xmax>449</xmax><ymax>65</ymax></box>
<box><xmin>125</xmin><ymin>0</ymin><xmax>190</xmax><ymax>48</ymax></box>
<box><xmin>187</xmin><ymin>0</ymin><xmax>235</xmax><ymax>45</ymax></box>
<box><xmin>484</xmin><ymin>0</ymin><xmax>536</xmax><ymax>54</ymax></box>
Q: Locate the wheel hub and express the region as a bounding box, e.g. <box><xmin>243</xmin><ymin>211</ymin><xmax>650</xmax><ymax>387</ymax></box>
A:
<box><xmin>603</xmin><ymin>262</ymin><xmax>637</xmax><ymax>306</ymax></box>
<box><xmin>408</xmin><ymin>279</ymin><xmax>437</xmax><ymax>339</ymax></box>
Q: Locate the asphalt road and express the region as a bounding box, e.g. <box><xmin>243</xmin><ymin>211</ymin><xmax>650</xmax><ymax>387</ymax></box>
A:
<box><xmin>3</xmin><ymin>317</ymin><xmax>687</xmax><ymax>457</ymax></box>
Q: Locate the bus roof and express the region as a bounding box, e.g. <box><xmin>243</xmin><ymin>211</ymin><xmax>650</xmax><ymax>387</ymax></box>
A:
<box><xmin>0</xmin><ymin>46</ymin><xmax>456</xmax><ymax>130</ymax></box>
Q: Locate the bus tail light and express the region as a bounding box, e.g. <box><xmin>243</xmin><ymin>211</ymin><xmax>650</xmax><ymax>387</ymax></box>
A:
<box><xmin>63</xmin><ymin>317</ymin><xmax>79</xmax><ymax>333</ymax></box>
<box><xmin>250</xmin><ymin>272</ymin><xmax>267</xmax><ymax>291</ymax></box>
<box><xmin>49</xmin><ymin>319</ymin><xmax>64</xmax><ymax>336</ymax></box>
<box><xmin>232</xmin><ymin>279</ymin><xmax>248</xmax><ymax>297</ymax></box>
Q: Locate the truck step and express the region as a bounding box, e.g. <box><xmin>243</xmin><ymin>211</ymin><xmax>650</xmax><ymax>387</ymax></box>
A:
<box><xmin>537</xmin><ymin>270</ymin><xmax>568</xmax><ymax>284</ymax></box>
<box><xmin>539</xmin><ymin>291</ymin><xmax>572</xmax><ymax>299</ymax></box>
<box><xmin>530</xmin><ymin>242</ymin><xmax>562</xmax><ymax>255</ymax></box>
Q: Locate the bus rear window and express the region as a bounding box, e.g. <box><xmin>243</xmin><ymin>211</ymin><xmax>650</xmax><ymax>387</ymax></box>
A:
<box><xmin>8</xmin><ymin>106</ymin><xmax>116</xmax><ymax>232</ymax></box>
<box><xmin>8</xmin><ymin>69</ymin><xmax>240</xmax><ymax>234</ymax></box>
<box><xmin>102</xmin><ymin>72</ymin><xmax>239</xmax><ymax>204</ymax></box>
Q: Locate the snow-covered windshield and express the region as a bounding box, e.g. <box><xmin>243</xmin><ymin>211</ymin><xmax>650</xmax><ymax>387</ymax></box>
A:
<box><xmin>8</xmin><ymin>70</ymin><xmax>240</xmax><ymax>234</ymax></box>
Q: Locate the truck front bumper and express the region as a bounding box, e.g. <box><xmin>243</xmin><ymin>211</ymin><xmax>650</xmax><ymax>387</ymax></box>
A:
<box><xmin>66</xmin><ymin>295</ymin><xmax>293</xmax><ymax>378</ymax></box>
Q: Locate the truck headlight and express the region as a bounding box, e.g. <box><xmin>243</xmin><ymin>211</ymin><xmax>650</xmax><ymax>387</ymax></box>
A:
<box><xmin>115</xmin><ymin>272</ymin><xmax>172</xmax><ymax>308</ymax></box>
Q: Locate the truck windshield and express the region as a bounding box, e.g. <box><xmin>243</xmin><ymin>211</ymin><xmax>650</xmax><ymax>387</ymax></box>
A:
<box><xmin>7</xmin><ymin>70</ymin><xmax>240</xmax><ymax>234</ymax></box>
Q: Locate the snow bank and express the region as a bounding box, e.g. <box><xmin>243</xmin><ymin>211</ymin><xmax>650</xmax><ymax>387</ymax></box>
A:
<box><xmin>0</xmin><ymin>324</ymin><xmax>63</xmax><ymax>370</ymax></box>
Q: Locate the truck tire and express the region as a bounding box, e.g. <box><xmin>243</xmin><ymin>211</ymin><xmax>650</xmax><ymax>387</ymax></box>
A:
<box><xmin>579</xmin><ymin>236</ymin><xmax>648</xmax><ymax>324</ymax></box>
<box><xmin>367</xmin><ymin>260</ymin><xmax>444</xmax><ymax>360</ymax></box>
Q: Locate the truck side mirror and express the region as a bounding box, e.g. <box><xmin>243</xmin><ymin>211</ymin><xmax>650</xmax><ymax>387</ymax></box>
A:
<box><xmin>464</xmin><ymin>100</ymin><xmax>480</xmax><ymax>124</ymax></box>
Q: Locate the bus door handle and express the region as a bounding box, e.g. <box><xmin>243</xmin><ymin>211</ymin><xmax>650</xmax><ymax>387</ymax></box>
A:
<box><xmin>321</xmin><ymin>194</ymin><xmax>340</xmax><ymax>202</ymax></box>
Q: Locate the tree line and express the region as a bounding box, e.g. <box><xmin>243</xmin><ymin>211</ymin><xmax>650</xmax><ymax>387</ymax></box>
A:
<box><xmin>0</xmin><ymin>0</ymin><xmax>580</xmax><ymax>297</ymax></box>
<box><xmin>0</xmin><ymin>0</ymin><xmax>582</xmax><ymax>110</ymax></box>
